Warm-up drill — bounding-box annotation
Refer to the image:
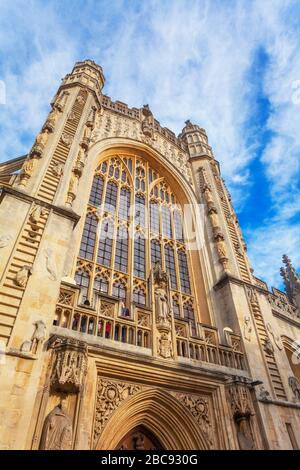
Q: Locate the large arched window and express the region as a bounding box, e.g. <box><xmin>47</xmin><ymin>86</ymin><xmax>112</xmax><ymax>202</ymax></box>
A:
<box><xmin>76</xmin><ymin>154</ymin><xmax>195</xmax><ymax>326</ymax></box>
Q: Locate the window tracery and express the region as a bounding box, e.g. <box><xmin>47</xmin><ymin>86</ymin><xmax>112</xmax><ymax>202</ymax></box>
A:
<box><xmin>76</xmin><ymin>153</ymin><xmax>196</xmax><ymax>327</ymax></box>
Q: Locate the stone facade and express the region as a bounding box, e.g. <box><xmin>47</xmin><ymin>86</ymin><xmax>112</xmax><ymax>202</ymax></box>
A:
<box><xmin>0</xmin><ymin>59</ymin><xmax>299</xmax><ymax>450</ymax></box>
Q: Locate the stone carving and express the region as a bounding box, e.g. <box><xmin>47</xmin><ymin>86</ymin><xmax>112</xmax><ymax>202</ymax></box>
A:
<box><xmin>30</xmin><ymin>129</ymin><xmax>50</xmax><ymax>158</ymax></box>
<box><xmin>66</xmin><ymin>147</ymin><xmax>86</xmax><ymax>207</ymax></box>
<box><xmin>227</xmin><ymin>382</ymin><xmax>256</xmax><ymax>450</ymax></box>
<box><xmin>39</xmin><ymin>397</ymin><xmax>72</xmax><ymax>450</ymax></box>
<box><xmin>288</xmin><ymin>376</ymin><xmax>300</xmax><ymax>401</ymax></box>
<box><xmin>60</xmin><ymin>132</ymin><xmax>73</xmax><ymax>147</ymax></box>
<box><xmin>0</xmin><ymin>234</ymin><xmax>12</xmax><ymax>248</ymax></box>
<box><xmin>157</xmin><ymin>332</ymin><xmax>173</xmax><ymax>358</ymax></box>
<box><xmin>243</xmin><ymin>316</ymin><xmax>252</xmax><ymax>342</ymax></box>
<box><xmin>280</xmin><ymin>255</ymin><xmax>300</xmax><ymax>311</ymax></box>
<box><xmin>153</xmin><ymin>261</ymin><xmax>171</xmax><ymax>327</ymax></box>
<box><xmin>20</xmin><ymin>320</ymin><xmax>46</xmax><ymax>354</ymax></box>
<box><xmin>257</xmin><ymin>385</ymin><xmax>270</xmax><ymax>401</ymax></box>
<box><xmin>173</xmin><ymin>392</ymin><xmax>214</xmax><ymax>447</ymax></box>
<box><xmin>76</xmin><ymin>94</ymin><xmax>85</xmax><ymax>105</ymax></box>
<box><xmin>94</xmin><ymin>378</ymin><xmax>141</xmax><ymax>443</ymax></box>
<box><xmin>44</xmin><ymin>249</ymin><xmax>57</xmax><ymax>281</ymax></box>
<box><xmin>19</xmin><ymin>157</ymin><xmax>36</xmax><ymax>187</ymax></box>
<box><xmin>50</xmin><ymin>338</ymin><xmax>88</xmax><ymax>393</ymax></box>
<box><xmin>29</xmin><ymin>204</ymin><xmax>46</xmax><ymax>237</ymax></box>
<box><xmin>44</xmin><ymin>107</ymin><xmax>59</xmax><ymax>132</ymax></box>
<box><xmin>266</xmin><ymin>322</ymin><xmax>282</xmax><ymax>350</ymax></box>
<box><xmin>14</xmin><ymin>265</ymin><xmax>33</xmax><ymax>287</ymax></box>
<box><xmin>263</xmin><ymin>337</ymin><xmax>274</xmax><ymax>355</ymax></box>
<box><xmin>54</xmin><ymin>90</ymin><xmax>69</xmax><ymax>112</ymax></box>
<box><xmin>51</xmin><ymin>161</ymin><xmax>64</xmax><ymax>177</ymax></box>
<box><xmin>215</xmin><ymin>233</ymin><xmax>229</xmax><ymax>272</ymax></box>
<box><xmin>141</xmin><ymin>104</ymin><xmax>154</xmax><ymax>139</ymax></box>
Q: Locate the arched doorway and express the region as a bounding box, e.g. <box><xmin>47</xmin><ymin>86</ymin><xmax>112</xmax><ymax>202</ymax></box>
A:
<box><xmin>117</xmin><ymin>425</ymin><xmax>163</xmax><ymax>450</ymax></box>
<box><xmin>95</xmin><ymin>388</ymin><xmax>209</xmax><ymax>450</ymax></box>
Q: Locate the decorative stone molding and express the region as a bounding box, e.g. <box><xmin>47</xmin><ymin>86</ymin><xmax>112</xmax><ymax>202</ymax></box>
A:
<box><xmin>226</xmin><ymin>379</ymin><xmax>256</xmax><ymax>450</ymax></box>
<box><xmin>50</xmin><ymin>338</ymin><xmax>88</xmax><ymax>393</ymax></box>
<box><xmin>93</xmin><ymin>378</ymin><xmax>142</xmax><ymax>445</ymax></box>
<box><xmin>171</xmin><ymin>392</ymin><xmax>214</xmax><ymax>448</ymax></box>
<box><xmin>288</xmin><ymin>376</ymin><xmax>300</xmax><ymax>402</ymax></box>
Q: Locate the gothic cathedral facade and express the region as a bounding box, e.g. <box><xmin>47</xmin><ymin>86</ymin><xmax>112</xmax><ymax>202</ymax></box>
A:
<box><xmin>0</xmin><ymin>60</ymin><xmax>299</xmax><ymax>450</ymax></box>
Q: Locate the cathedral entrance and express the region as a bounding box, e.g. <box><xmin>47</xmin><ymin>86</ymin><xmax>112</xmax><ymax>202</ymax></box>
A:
<box><xmin>117</xmin><ymin>426</ymin><xmax>163</xmax><ymax>450</ymax></box>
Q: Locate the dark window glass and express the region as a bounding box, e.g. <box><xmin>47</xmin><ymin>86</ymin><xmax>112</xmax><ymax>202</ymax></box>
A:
<box><xmin>104</xmin><ymin>181</ymin><xmax>118</xmax><ymax>212</ymax></box>
<box><xmin>114</xmin><ymin>226</ymin><xmax>128</xmax><ymax>273</ymax></box>
<box><xmin>93</xmin><ymin>276</ymin><xmax>108</xmax><ymax>294</ymax></box>
<box><xmin>134</xmin><ymin>234</ymin><xmax>145</xmax><ymax>278</ymax></box>
<box><xmin>79</xmin><ymin>214</ymin><xmax>98</xmax><ymax>260</ymax></box>
<box><xmin>165</xmin><ymin>245</ymin><xmax>177</xmax><ymax>289</ymax></box>
<box><xmin>75</xmin><ymin>270</ymin><xmax>90</xmax><ymax>303</ymax></box>
<box><xmin>174</xmin><ymin>210</ymin><xmax>184</xmax><ymax>242</ymax></box>
<box><xmin>162</xmin><ymin>206</ymin><xmax>172</xmax><ymax>238</ymax></box>
<box><xmin>178</xmin><ymin>250</ymin><xmax>191</xmax><ymax>294</ymax></box>
<box><xmin>89</xmin><ymin>175</ymin><xmax>104</xmax><ymax>207</ymax></box>
<box><xmin>133</xmin><ymin>288</ymin><xmax>146</xmax><ymax>305</ymax></box>
<box><xmin>150</xmin><ymin>201</ymin><xmax>160</xmax><ymax>233</ymax></box>
<box><xmin>151</xmin><ymin>239</ymin><xmax>161</xmax><ymax>266</ymax></box>
<box><xmin>97</xmin><ymin>220</ymin><xmax>114</xmax><ymax>267</ymax></box>
<box><xmin>112</xmin><ymin>282</ymin><xmax>126</xmax><ymax>300</ymax></box>
<box><xmin>135</xmin><ymin>194</ymin><xmax>145</xmax><ymax>227</ymax></box>
<box><xmin>119</xmin><ymin>187</ymin><xmax>130</xmax><ymax>220</ymax></box>
<box><xmin>173</xmin><ymin>300</ymin><xmax>180</xmax><ymax>318</ymax></box>
<box><xmin>183</xmin><ymin>303</ymin><xmax>196</xmax><ymax>335</ymax></box>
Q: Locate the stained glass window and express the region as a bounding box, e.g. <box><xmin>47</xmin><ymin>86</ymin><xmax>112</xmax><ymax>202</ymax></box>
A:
<box><xmin>174</xmin><ymin>209</ymin><xmax>184</xmax><ymax>242</ymax></box>
<box><xmin>162</xmin><ymin>206</ymin><xmax>172</xmax><ymax>238</ymax></box>
<box><xmin>119</xmin><ymin>187</ymin><xmax>130</xmax><ymax>220</ymax></box>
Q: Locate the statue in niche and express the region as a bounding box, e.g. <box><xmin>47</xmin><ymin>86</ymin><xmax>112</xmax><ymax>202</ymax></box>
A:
<box><xmin>288</xmin><ymin>376</ymin><xmax>300</xmax><ymax>401</ymax></box>
<box><xmin>39</xmin><ymin>396</ymin><xmax>73</xmax><ymax>450</ymax></box>
<box><xmin>243</xmin><ymin>316</ymin><xmax>252</xmax><ymax>342</ymax></box>
<box><xmin>236</xmin><ymin>416</ymin><xmax>255</xmax><ymax>450</ymax></box>
<box><xmin>153</xmin><ymin>261</ymin><xmax>170</xmax><ymax>324</ymax></box>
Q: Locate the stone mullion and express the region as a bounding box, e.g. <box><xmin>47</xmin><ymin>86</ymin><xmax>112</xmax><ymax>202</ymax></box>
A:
<box><xmin>144</xmin><ymin>161</ymin><xmax>151</xmax><ymax>302</ymax></box>
<box><xmin>92</xmin><ymin>174</ymin><xmax>109</xmax><ymax>297</ymax></box>
<box><xmin>128</xmin><ymin>158</ymin><xmax>137</xmax><ymax>307</ymax></box>
<box><xmin>110</xmin><ymin>182</ymin><xmax>122</xmax><ymax>289</ymax></box>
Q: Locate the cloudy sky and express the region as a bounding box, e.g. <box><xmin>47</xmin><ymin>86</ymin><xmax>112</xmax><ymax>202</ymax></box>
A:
<box><xmin>0</xmin><ymin>0</ymin><xmax>299</xmax><ymax>289</ymax></box>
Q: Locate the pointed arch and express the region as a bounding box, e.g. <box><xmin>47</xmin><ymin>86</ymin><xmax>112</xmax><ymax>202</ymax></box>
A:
<box><xmin>95</xmin><ymin>388</ymin><xmax>209</xmax><ymax>450</ymax></box>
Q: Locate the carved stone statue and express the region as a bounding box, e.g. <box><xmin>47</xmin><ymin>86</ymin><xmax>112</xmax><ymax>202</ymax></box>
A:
<box><xmin>31</xmin><ymin>129</ymin><xmax>49</xmax><ymax>157</ymax></box>
<box><xmin>243</xmin><ymin>316</ymin><xmax>252</xmax><ymax>342</ymax></box>
<box><xmin>141</xmin><ymin>104</ymin><xmax>154</xmax><ymax>139</ymax></box>
<box><xmin>32</xmin><ymin>320</ymin><xmax>47</xmax><ymax>353</ymax></box>
<box><xmin>236</xmin><ymin>416</ymin><xmax>255</xmax><ymax>450</ymax></box>
<box><xmin>54</xmin><ymin>91</ymin><xmax>69</xmax><ymax>111</ymax></box>
<box><xmin>155</xmin><ymin>286</ymin><xmax>170</xmax><ymax>324</ymax></box>
<box><xmin>20</xmin><ymin>320</ymin><xmax>46</xmax><ymax>354</ymax></box>
<box><xmin>14</xmin><ymin>265</ymin><xmax>33</xmax><ymax>287</ymax></box>
<box><xmin>66</xmin><ymin>171</ymin><xmax>79</xmax><ymax>206</ymax></box>
<box><xmin>19</xmin><ymin>158</ymin><xmax>36</xmax><ymax>187</ymax></box>
<box><xmin>280</xmin><ymin>255</ymin><xmax>300</xmax><ymax>309</ymax></box>
<box><xmin>51</xmin><ymin>162</ymin><xmax>64</xmax><ymax>177</ymax></box>
<box><xmin>288</xmin><ymin>376</ymin><xmax>300</xmax><ymax>401</ymax></box>
<box><xmin>153</xmin><ymin>260</ymin><xmax>168</xmax><ymax>285</ymax></box>
<box><xmin>266</xmin><ymin>322</ymin><xmax>282</xmax><ymax>350</ymax></box>
<box><xmin>39</xmin><ymin>398</ymin><xmax>72</xmax><ymax>450</ymax></box>
<box><xmin>44</xmin><ymin>107</ymin><xmax>59</xmax><ymax>132</ymax></box>
<box><xmin>263</xmin><ymin>337</ymin><xmax>274</xmax><ymax>355</ymax></box>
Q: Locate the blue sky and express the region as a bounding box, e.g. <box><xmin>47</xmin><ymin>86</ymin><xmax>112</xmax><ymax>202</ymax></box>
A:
<box><xmin>0</xmin><ymin>0</ymin><xmax>300</xmax><ymax>289</ymax></box>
